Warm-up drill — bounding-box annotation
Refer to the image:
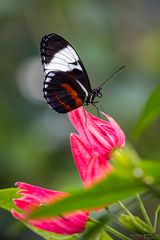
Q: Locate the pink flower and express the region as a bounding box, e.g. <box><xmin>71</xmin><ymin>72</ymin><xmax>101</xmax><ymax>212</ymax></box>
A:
<box><xmin>69</xmin><ymin>107</ymin><xmax>125</xmax><ymax>187</ymax></box>
<box><xmin>11</xmin><ymin>182</ymin><xmax>88</xmax><ymax>235</ymax></box>
<box><xmin>11</xmin><ymin>108</ymin><xmax>125</xmax><ymax>234</ymax></box>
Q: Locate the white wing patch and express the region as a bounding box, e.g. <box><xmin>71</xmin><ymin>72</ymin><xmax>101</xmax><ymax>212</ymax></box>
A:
<box><xmin>67</xmin><ymin>46</ymin><xmax>79</xmax><ymax>61</ymax></box>
<box><xmin>45</xmin><ymin>72</ymin><xmax>55</xmax><ymax>82</ymax></box>
<box><xmin>45</xmin><ymin>77</ymin><xmax>51</xmax><ymax>83</ymax></box>
<box><xmin>44</xmin><ymin>46</ymin><xmax>82</xmax><ymax>75</ymax></box>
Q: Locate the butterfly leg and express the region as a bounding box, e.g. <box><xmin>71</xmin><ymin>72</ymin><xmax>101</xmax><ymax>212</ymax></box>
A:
<box><xmin>93</xmin><ymin>100</ymin><xmax>99</xmax><ymax>104</ymax></box>
<box><xmin>100</xmin><ymin>103</ymin><xmax>104</xmax><ymax>112</ymax></box>
<box><xmin>92</xmin><ymin>102</ymin><xmax>100</xmax><ymax>118</ymax></box>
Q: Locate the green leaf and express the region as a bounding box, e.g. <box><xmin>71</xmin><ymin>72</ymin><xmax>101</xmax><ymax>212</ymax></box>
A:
<box><xmin>99</xmin><ymin>230</ymin><xmax>113</xmax><ymax>240</ymax></box>
<box><xmin>30</xmin><ymin>147</ymin><xmax>160</xmax><ymax>219</ymax></box>
<box><xmin>0</xmin><ymin>188</ymin><xmax>19</xmax><ymax>211</ymax></box>
<box><xmin>139</xmin><ymin>161</ymin><xmax>160</xmax><ymax>190</ymax></box>
<box><xmin>30</xmin><ymin>170</ymin><xmax>144</xmax><ymax>219</ymax></box>
<box><xmin>133</xmin><ymin>85</ymin><xmax>160</xmax><ymax>139</ymax></box>
<box><xmin>79</xmin><ymin>216</ymin><xmax>111</xmax><ymax>240</ymax></box>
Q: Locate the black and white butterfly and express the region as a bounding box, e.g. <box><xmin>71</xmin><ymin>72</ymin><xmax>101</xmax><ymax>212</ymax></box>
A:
<box><xmin>40</xmin><ymin>33</ymin><xmax>124</xmax><ymax>113</ymax></box>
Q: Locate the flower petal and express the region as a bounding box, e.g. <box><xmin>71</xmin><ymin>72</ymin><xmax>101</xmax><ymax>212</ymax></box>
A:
<box><xmin>102</xmin><ymin>113</ymin><xmax>125</xmax><ymax>147</ymax></box>
<box><xmin>12</xmin><ymin>209</ymin><xmax>88</xmax><ymax>235</ymax></box>
<box><xmin>70</xmin><ymin>134</ymin><xmax>112</xmax><ymax>187</ymax></box>
<box><xmin>68</xmin><ymin>107</ymin><xmax>92</xmax><ymax>145</ymax></box>
<box><xmin>69</xmin><ymin>107</ymin><xmax>125</xmax><ymax>158</ymax></box>
<box><xmin>14</xmin><ymin>182</ymin><xmax>67</xmax><ymax>211</ymax></box>
<box><xmin>12</xmin><ymin>182</ymin><xmax>88</xmax><ymax>235</ymax></box>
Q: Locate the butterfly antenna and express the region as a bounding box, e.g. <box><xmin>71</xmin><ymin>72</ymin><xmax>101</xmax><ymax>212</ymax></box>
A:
<box><xmin>98</xmin><ymin>65</ymin><xmax>125</xmax><ymax>89</ymax></box>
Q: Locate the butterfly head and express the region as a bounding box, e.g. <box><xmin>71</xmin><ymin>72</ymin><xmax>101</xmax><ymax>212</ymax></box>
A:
<box><xmin>84</xmin><ymin>87</ymin><xmax>102</xmax><ymax>106</ymax></box>
<box><xmin>95</xmin><ymin>87</ymin><xmax>103</xmax><ymax>98</ymax></box>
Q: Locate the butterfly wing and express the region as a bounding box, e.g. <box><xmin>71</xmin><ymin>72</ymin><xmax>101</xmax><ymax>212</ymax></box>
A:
<box><xmin>40</xmin><ymin>33</ymin><xmax>92</xmax><ymax>113</ymax></box>
<box><xmin>44</xmin><ymin>71</ymin><xmax>88</xmax><ymax>113</ymax></box>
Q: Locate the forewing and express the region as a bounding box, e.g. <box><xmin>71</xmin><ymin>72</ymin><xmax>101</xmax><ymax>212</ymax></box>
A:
<box><xmin>40</xmin><ymin>33</ymin><xmax>92</xmax><ymax>92</ymax></box>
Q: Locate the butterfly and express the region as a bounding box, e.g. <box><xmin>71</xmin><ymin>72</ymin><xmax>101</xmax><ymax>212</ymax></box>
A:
<box><xmin>40</xmin><ymin>33</ymin><xmax>124</xmax><ymax>113</ymax></box>
<box><xmin>40</xmin><ymin>33</ymin><xmax>103</xmax><ymax>113</ymax></box>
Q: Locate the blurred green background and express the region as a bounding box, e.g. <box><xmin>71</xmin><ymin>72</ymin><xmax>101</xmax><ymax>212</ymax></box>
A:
<box><xmin>0</xmin><ymin>0</ymin><xmax>160</xmax><ymax>239</ymax></box>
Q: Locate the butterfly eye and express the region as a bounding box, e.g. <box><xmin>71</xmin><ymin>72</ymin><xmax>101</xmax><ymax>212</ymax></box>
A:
<box><xmin>97</xmin><ymin>91</ymin><xmax>102</xmax><ymax>98</ymax></box>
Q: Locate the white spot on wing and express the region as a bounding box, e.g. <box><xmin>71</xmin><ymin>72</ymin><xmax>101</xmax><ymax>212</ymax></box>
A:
<box><xmin>45</xmin><ymin>77</ymin><xmax>52</xmax><ymax>82</ymax></box>
<box><xmin>48</xmin><ymin>72</ymin><xmax>55</xmax><ymax>77</ymax></box>
<box><xmin>67</xmin><ymin>46</ymin><xmax>79</xmax><ymax>61</ymax></box>
<box><xmin>45</xmin><ymin>63</ymin><xmax>70</xmax><ymax>72</ymax></box>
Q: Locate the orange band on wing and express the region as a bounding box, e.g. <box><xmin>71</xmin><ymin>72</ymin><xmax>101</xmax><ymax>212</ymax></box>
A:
<box><xmin>54</xmin><ymin>92</ymin><xmax>73</xmax><ymax>111</ymax></box>
<box><xmin>62</xmin><ymin>83</ymin><xmax>83</xmax><ymax>107</ymax></box>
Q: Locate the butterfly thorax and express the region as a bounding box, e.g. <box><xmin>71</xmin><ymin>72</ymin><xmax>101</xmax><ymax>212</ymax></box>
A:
<box><xmin>84</xmin><ymin>87</ymin><xmax>102</xmax><ymax>106</ymax></box>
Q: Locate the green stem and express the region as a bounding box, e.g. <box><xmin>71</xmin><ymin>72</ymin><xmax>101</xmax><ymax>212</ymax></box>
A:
<box><xmin>88</xmin><ymin>216</ymin><xmax>99</xmax><ymax>223</ymax></box>
<box><xmin>118</xmin><ymin>201</ymin><xmax>133</xmax><ymax>216</ymax></box>
<box><xmin>105</xmin><ymin>225</ymin><xmax>132</xmax><ymax>240</ymax></box>
<box><xmin>154</xmin><ymin>206</ymin><xmax>160</xmax><ymax>232</ymax></box>
<box><xmin>154</xmin><ymin>212</ymin><xmax>158</xmax><ymax>232</ymax></box>
<box><xmin>136</xmin><ymin>193</ymin><xmax>154</xmax><ymax>231</ymax></box>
